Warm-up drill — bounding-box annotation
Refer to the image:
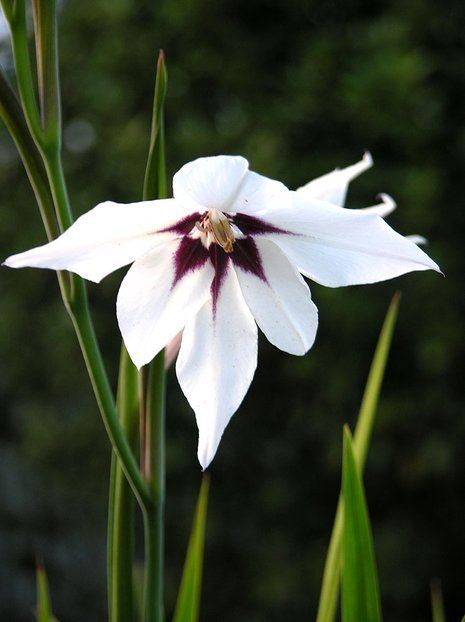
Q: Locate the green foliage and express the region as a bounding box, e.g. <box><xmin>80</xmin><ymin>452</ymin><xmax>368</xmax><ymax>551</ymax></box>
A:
<box><xmin>0</xmin><ymin>0</ymin><xmax>461</xmax><ymax>621</ymax></box>
<box><xmin>430</xmin><ymin>579</ymin><xmax>446</xmax><ymax>622</ymax></box>
<box><xmin>316</xmin><ymin>293</ymin><xmax>400</xmax><ymax>622</ymax></box>
<box><xmin>173</xmin><ymin>475</ymin><xmax>210</xmax><ymax>622</ymax></box>
<box><xmin>36</xmin><ymin>564</ymin><xmax>58</xmax><ymax>622</ymax></box>
<box><xmin>342</xmin><ymin>427</ymin><xmax>382</xmax><ymax>622</ymax></box>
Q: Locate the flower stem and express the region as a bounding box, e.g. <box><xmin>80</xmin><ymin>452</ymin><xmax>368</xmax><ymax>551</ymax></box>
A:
<box><xmin>108</xmin><ymin>346</ymin><xmax>139</xmax><ymax>622</ymax></box>
<box><xmin>4</xmin><ymin>0</ymin><xmax>149</xmax><ymax>509</ymax></box>
<box><xmin>68</xmin><ymin>283</ymin><xmax>150</xmax><ymax>507</ymax></box>
<box><xmin>142</xmin><ymin>350</ymin><xmax>166</xmax><ymax>622</ymax></box>
<box><xmin>140</xmin><ymin>50</ymin><xmax>168</xmax><ymax>622</ymax></box>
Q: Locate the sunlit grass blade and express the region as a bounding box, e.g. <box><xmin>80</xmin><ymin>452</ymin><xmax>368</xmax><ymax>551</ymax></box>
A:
<box><xmin>172</xmin><ymin>475</ymin><xmax>210</xmax><ymax>622</ymax></box>
<box><xmin>342</xmin><ymin>426</ymin><xmax>382</xmax><ymax>622</ymax></box>
<box><xmin>36</xmin><ymin>562</ymin><xmax>58</xmax><ymax>622</ymax></box>
<box><xmin>430</xmin><ymin>579</ymin><xmax>446</xmax><ymax>622</ymax></box>
<box><xmin>316</xmin><ymin>293</ymin><xmax>400</xmax><ymax>622</ymax></box>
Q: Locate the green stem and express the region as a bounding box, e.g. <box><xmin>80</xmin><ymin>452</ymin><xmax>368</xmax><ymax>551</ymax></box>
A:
<box><xmin>6</xmin><ymin>0</ymin><xmax>148</xmax><ymax>507</ymax></box>
<box><xmin>0</xmin><ymin>68</ymin><xmax>58</xmax><ymax>241</ymax></box>
<box><xmin>108</xmin><ymin>346</ymin><xmax>139</xmax><ymax>622</ymax></box>
<box><xmin>140</xmin><ymin>50</ymin><xmax>168</xmax><ymax>622</ymax></box>
<box><xmin>8</xmin><ymin>0</ymin><xmax>43</xmax><ymax>146</ymax></box>
<box><xmin>68</xmin><ymin>285</ymin><xmax>150</xmax><ymax>508</ymax></box>
<box><xmin>43</xmin><ymin>149</ymin><xmax>73</xmax><ymax>233</ymax></box>
<box><xmin>143</xmin><ymin>350</ymin><xmax>166</xmax><ymax>622</ymax></box>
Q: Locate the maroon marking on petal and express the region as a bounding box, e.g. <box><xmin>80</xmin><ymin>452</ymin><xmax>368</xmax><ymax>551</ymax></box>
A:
<box><xmin>232</xmin><ymin>212</ymin><xmax>289</xmax><ymax>236</ymax></box>
<box><xmin>231</xmin><ymin>237</ymin><xmax>267</xmax><ymax>282</ymax></box>
<box><xmin>209</xmin><ymin>244</ymin><xmax>230</xmax><ymax>316</ymax></box>
<box><xmin>160</xmin><ymin>213</ymin><xmax>201</xmax><ymax>235</ymax></box>
<box><xmin>172</xmin><ymin>237</ymin><xmax>209</xmax><ymax>287</ymax></box>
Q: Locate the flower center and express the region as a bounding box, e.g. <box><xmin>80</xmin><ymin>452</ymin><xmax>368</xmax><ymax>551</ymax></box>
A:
<box><xmin>195</xmin><ymin>209</ymin><xmax>236</xmax><ymax>253</ymax></box>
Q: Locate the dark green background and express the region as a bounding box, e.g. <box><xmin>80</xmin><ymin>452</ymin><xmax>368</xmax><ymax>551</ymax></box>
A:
<box><xmin>0</xmin><ymin>0</ymin><xmax>462</xmax><ymax>620</ymax></box>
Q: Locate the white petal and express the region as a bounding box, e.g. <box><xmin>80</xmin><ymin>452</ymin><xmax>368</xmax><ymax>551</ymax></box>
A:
<box><xmin>227</xmin><ymin>170</ymin><xmax>291</xmax><ymax>216</ymax></box>
<box><xmin>296</xmin><ymin>151</ymin><xmax>373</xmax><ymax>206</ymax></box>
<box><xmin>176</xmin><ymin>265</ymin><xmax>258</xmax><ymax>469</ymax></box>
<box><xmin>361</xmin><ymin>193</ymin><xmax>396</xmax><ymax>218</ymax></box>
<box><xmin>117</xmin><ymin>240</ymin><xmax>214</xmax><ymax>368</ymax></box>
<box><xmin>406</xmin><ymin>234</ymin><xmax>428</xmax><ymax>245</ymax></box>
<box><xmin>264</xmin><ymin>193</ymin><xmax>441</xmax><ymax>287</ymax></box>
<box><xmin>3</xmin><ymin>199</ymin><xmax>189</xmax><ymax>282</ymax></box>
<box><xmin>173</xmin><ymin>155</ymin><xmax>249</xmax><ymax>212</ymax></box>
<box><xmin>234</xmin><ymin>238</ymin><xmax>318</xmax><ymax>355</ymax></box>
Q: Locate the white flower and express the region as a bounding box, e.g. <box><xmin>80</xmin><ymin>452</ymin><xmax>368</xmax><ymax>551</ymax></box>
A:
<box><xmin>4</xmin><ymin>155</ymin><xmax>440</xmax><ymax>468</ymax></box>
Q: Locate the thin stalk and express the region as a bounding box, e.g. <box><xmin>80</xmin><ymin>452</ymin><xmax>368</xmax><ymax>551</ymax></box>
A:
<box><xmin>69</xmin><ymin>287</ymin><xmax>150</xmax><ymax>508</ymax></box>
<box><xmin>140</xmin><ymin>50</ymin><xmax>168</xmax><ymax>622</ymax></box>
<box><xmin>0</xmin><ymin>68</ymin><xmax>58</xmax><ymax>241</ymax></box>
<box><xmin>143</xmin><ymin>351</ymin><xmax>166</xmax><ymax>622</ymax></box>
<box><xmin>5</xmin><ymin>0</ymin><xmax>148</xmax><ymax>506</ymax></box>
<box><xmin>108</xmin><ymin>346</ymin><xmax>139</xmax><ymax>622</ymax></box>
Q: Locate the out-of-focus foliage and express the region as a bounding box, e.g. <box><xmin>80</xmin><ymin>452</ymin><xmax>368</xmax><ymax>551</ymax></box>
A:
<box><xmin>0</xmin><ymin>0</ymin><xmax>462</xmax><ymax>621</ymax></box>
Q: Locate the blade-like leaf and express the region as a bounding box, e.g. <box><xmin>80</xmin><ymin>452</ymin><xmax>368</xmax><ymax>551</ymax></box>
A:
<box><xmin>342</xmin><ymin>426</ymin><xmax>382</xmax><ymax>622</ymax></box>
<box><xmin>36</xmin><ymin>562</ymin><xmax>58</xmax><ymax>622</ymax></box>
<box><xmin>143</xmin><ymin>50</ymin><xmax>168</xmax><ymax>201</ymax></box>
<box><xmin>430</xmin><ymin>579</ymin><xmax>446</xmax><ymax>622</ymax></box>
<box><xmin>172</xmin><ymin>475</ymin><xmax>210</xmax><ymax>622</ymax></box>
<box><xmin>316</xmin><ymin>293</ymin><xmax>400</xmax><ymax>622</ymax></box>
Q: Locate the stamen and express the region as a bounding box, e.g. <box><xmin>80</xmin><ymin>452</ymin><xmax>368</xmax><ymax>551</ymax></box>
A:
<box><xmin>195</xmin><ymin>210</ymin><xmax>236</xmax><ymax>253</ymax></box>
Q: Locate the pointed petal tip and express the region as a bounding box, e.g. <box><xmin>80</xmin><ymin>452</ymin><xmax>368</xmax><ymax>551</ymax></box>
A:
<box><xmin>377</xmin><ymin>192</ymin><xmax>396</xmax><ymax>209</ymax></box>
<box><xmin>363</xmin><ymin>150</ymin><xmax>373</xmax><ymax>167</ymax></box>
<box><xmin>406</xmin><ymin>234</ymin><xmax>428</xmax><ymax>246</ymax></box>
<box><xmin>197</xmin><ymin>444</ymin><xmax>215</xmax><ymax>472</ymax></box>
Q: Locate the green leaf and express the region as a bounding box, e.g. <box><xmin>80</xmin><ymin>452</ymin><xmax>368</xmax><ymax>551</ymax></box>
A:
<box><xmin>172</xmin><ymin>475</ymin><xmax>210</xmax><ymax>622</ymax></box>
<box><xmin>0</xmin><ymin>68</ymin><xmax>57</xmax><ymax>241</ymax></box>
<box><xmin>430</xmin><ymin>579</ymin><xmax>446</xmax><ymax>622</ymax></box>
<box><xmin>143</xmin><ymin>50</ymin><xmax>168</xmax><ymax>201</ymax></box>
<box><xmin>316</xmin><ymin>293</ymin><xmax>400</xmax><ymax>622</ymax></box>
<box><xmin>342</xmin><ymin>426</ymin><xmax>382</xmax><ymax>622</ymax></box>
<box><xmin>36</xmin><ymin>562</ymin><xmax>58</xmax><ymax>622</ymax></box>
<box><xmin>32</xmin><ymin>0</ymin><xmax>61</xmax><ymax>147</ymax></box>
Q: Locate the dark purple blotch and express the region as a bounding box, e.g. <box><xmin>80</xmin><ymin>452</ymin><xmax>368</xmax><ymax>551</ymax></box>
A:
<box><xmin>172</xmin><ymin>237</ymin><xmax>209</xmax><ymax>287</ymax></box>
<box><xmin>232</xmin><ymin>212</ymin><xmax>289</xmax><ymax>237</ymax></box>
<box><xmin>231</xmin><ymin>237</ymin><xmax>267</xmax><ymax>282</ymax></box>
<box><xmin>208</xmin><ymin>245</ymin><xmax>230</xmax><ymax>316</ymax></box>
<box><xmin>160</xmin><ymin>213</ymin><xmax>200</xmax><ymax>235</ymax></box>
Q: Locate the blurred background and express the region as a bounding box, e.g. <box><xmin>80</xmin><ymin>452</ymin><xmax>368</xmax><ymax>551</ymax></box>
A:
<box><xmin>0</xmin><ymin>0</ymin><xmax>463</xmax><ymax>620</ymax></box>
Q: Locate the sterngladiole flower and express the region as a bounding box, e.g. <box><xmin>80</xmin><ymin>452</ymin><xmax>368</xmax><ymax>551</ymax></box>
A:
<box><xmin>4</xmin><ymin>155</ymin><xmax>440</xmax><ymax>468</ymax></box>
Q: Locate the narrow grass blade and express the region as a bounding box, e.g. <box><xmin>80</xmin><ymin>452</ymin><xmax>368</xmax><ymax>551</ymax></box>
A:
<box><xmin>430</xmin><ymin>579</ymin><xmax>446</xmax><ymax>622</ymax></box>
<box><xmin>172</xmin><ymin>475</ymin><xmax>210</xmax><ymax>622</ymax></box>
<box><xmin>342</xmin><ymin>426</ymin><xmax>382</xmax><ymax>622</ymax></box>
<box><xmin>316</xmin><ymin>293</ymin><xmax>400</xmax><ymax>622</ymax></box>
<box><xmin>36</xmin><ymin>562</ymin><xmax>58</xmax><ymax>622</ymax></box>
